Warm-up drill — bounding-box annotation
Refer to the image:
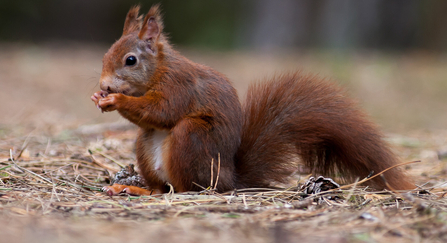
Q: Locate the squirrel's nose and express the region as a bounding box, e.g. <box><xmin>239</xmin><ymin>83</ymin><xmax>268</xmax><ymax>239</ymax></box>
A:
<box><xmin>99</xmin><ymin>76</ymin><xmax>113</xmax><ymax>91</ymax></box>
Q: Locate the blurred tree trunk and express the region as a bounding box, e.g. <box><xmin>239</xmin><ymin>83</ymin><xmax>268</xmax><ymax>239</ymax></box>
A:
<box><xmin>239</xmin><ymin>0</ymin><xmax>425</xmax><ymax>50</ymax></box>
<box><xmin>237</xmin><ymin>0</ymin><xmax>313</xmax><ymax>50</ymax></box>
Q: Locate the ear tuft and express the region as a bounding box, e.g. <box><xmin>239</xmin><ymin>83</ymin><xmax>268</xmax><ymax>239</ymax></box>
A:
<box><xmin>138</xmin><ymin>4</ymin><xmax>163</xmax><ymax>42</ymax></box>
<box><xmin>123</xmin><ymin>5</ymin><xmax>143</xmax><ymax>35</ymax></box>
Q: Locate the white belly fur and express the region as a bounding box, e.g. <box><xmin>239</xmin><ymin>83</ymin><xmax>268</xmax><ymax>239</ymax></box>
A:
<box><xmin>151</xmin><ymin>129</ymin><xmax>170</xmax><ymax>181</ymax></box>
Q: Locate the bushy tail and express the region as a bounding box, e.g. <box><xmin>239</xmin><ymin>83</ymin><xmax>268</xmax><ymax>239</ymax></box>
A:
<box><xmin>234</xmin><ymin>72</ymin><xmax>414</xmax><ymax>190</ymax></box>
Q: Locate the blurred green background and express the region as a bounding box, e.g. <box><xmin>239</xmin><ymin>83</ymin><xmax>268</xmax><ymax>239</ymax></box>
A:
<box><xmin>2</xmin><ymin>0</ymin><xmax>447</xmax><ymax>50</ymax></box>
<box><xmin>0</xmin><ymin>0</ymin><xmax>446</xmax><ymax>132</ymax></box>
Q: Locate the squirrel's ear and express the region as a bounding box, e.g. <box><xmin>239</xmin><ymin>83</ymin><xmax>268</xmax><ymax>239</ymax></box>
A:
<box><xmin>123</xmin><ymin>5</ymin><xmax>143</xmax><ymax>35</ymax></box>
<box><xmin>138</xmin><ymin>4</ymin><xmax>163</xmax><ymax>44</ymax></box>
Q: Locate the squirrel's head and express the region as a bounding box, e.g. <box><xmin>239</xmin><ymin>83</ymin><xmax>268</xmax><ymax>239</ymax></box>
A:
<box><xmin>100</xmin><ymin>5</ymin><xmax>164</xmax><ymax>97</ymax></box>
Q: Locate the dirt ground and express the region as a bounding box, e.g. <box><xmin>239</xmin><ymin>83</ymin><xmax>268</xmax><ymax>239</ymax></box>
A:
<box><xmin>1</xmin><ymin>43</ymin><xmax>447</xmax><ymax>242</ymax></box>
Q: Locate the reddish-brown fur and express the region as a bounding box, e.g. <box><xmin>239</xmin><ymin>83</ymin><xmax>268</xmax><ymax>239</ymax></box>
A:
<box><xmin>92</xmin><ymin>5</ymin><xmax>414</xmax><ymax>195</ymax></box>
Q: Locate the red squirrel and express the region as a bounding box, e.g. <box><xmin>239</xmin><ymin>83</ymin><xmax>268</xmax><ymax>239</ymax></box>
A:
<box><xmin>91</xmin><ymin>5</ymin><xmax>414</xmax><ymax>196</ymax></box>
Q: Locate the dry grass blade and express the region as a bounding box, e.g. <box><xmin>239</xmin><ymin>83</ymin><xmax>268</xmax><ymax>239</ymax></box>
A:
<box><xmin>9</xmin><ymin>149</ymin><xmax>53</xmax><ymax>184</ymax></box>
<box><xmin>210</xmin><ymin>157</ymin><xmax>214</xmax><ymax>188</ymax></box>
<box><xmin>213</xmin><ymin>153</ymin><xmax>221</xmax><ymax>190</ymax></box>
<box><xmin>97</xmin><ymin>152</ymin><xmax>125</xmax><ymax>168</ymax></box>
<box><xmin>89</xmin><ymin>153</ymin><xmax>120</xmax><ymax>173</ymax></box>
<box><xmin>338</xmin><ymin>160</ymin><xmax>421</xmax><ymax>190</ymax></box>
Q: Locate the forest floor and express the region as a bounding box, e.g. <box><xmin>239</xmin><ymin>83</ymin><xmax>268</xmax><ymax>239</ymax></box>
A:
<box><xmin>1</xmin><ymin>43</ymin><xmax>447</xmax><ymax>243</ymax></box>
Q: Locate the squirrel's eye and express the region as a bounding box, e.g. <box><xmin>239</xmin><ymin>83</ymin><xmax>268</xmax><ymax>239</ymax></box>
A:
<box><xmin>125</xmin><ymin>55</ymin><xmax>137</xmax><ymax>66</ymax></box>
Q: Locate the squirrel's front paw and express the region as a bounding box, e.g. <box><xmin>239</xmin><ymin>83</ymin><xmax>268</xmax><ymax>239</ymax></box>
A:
<box><xmin>97</xmin><ymin>93</ymin><xmax>122</xmax><ymax>112</ymax></box>
<box><xmin>91</xmin><ymin>90</ymin><xmax>109</xmax><ymax>110</ymax></box>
